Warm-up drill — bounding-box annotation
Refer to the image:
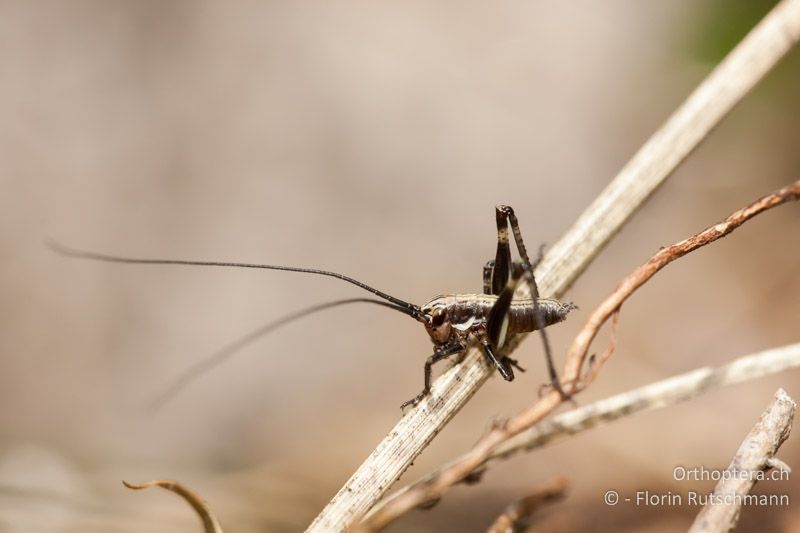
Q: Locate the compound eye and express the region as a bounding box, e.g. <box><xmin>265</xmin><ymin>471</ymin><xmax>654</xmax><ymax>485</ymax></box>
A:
<box><xmin>431</xmin><ymin>308</ymin><xmax>447</xmax><ymax>327</ymax></box>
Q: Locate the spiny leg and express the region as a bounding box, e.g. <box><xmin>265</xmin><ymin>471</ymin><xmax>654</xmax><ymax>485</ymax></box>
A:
<box><xmin>495</xmin><ymin>205</ymin><xmax>569</xmax><ymax>400</ymax></box>
<box><xmin>482</xmin><ymin>260</ymin><xmax>495</xmax><ymax>295</ymax></box>
<box><xmin>401</xmin><ymin>342</ymin><xmax>464</xmax><ymax>410</ymax></box>
<box><xmin>496</xmin><ymin>205</ymin><xmax>543</xmax><ymax>297</ymax></box>
<box><xmin>486</xmin><ymin>207</ymin><xmax>542</xmax><ymax>296</ymax></box>
<box><xmin>483</xmin><ymin>266</ymin><xmax>528</xmax><ymax>379</ymax></box>
<box><xmin>486</xmin><ymin>265</ymin><xmax>522</xmax><ymax>351</ymax></box>
<box><xmin>488</xmin><ymin>207</ymin><xmax>514</xmax><ymax>296</ymax></box>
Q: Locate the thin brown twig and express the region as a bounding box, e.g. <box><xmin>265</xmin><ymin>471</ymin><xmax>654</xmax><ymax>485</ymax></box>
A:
<box><xmin>123</xmin><ymin>479</ymin><xmax>224</xmax><ymax>533</ymax></box>
<box><xmin>359</xmin><ymin>181</ymin><xmax>800</xmax><ymax>531</ymax></box>
<box><xmin>565</xmin><ymin>179</ymin><xmax>799</xmax><ymax>392</ymax></box>
<box><xmin>492</xmin><ymin>342</ymin><xmax>800</xmax><ymax>462</ymax></box>
<box><xmin>581</xmin><ymin>310</ymin><xmax>620</xmax><ymax>386</ymax></box>
<box><xmin>363</xmin><ymin>343</ymin><xmax>800</xmax><ymax>511</ymax></box>
<box><xmin>486</xmin><ymin>476</ymin><xmax>569</xmax><ymax>533</ymax></box>
<box><xmin>688</xmin><ymin>389</ymin><xmax>795</xmax><ymax>532</ymax></box>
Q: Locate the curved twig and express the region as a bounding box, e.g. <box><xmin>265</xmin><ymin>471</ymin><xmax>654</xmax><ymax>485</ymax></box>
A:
<box><xmin>123</xmin><ymin>479</ymin><xmax>224</xmax><ymax>533</ymax></box>
<box><xmin>492</xmin><ymin>342</ymin><xmax>800</xmax><ymax>462</ymax></box>
<box><xmin>360</xmin><ymin>181</ymin><xmax>799</xmax><ymax>530</ymax></box>
<box><xmin>385</xmin><ymin>341</ymin><xmax>799</xmax><ymax>497</ymax></box>
<box><xmin>486</xmin><ymin>476</ymin><xmax>569</xmax><ymax>533</ymax></box>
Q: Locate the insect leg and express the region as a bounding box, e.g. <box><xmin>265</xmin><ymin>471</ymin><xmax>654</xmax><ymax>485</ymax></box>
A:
<box><xmin>505</xmin><ymin>357</ymin><xmax>526</xmax><ymax>373</ymax></box>
<box><xmin>488</xmin><ymin>207</ymin><xmax>514</xmax><ymax>295</ymax></box>
<box><xmin>495</xmin><ymin>205</ymin><xmax>540</xmax><ymax>296</ymax></box>
<box><xmin>487</xmin><ymin>206</ymin><xmax>543</xmax><ymax>295</ymax></box>
<box><xmin>401</xmin><ymin>342</ymin><xmax>465</xmax><ymax>410</ymax></box>
<box><xmin>482</xmin><ymin>260</ymin><xmax>495</xmax><ymax>294</ymax></box>
<box><xmin>495</xmin><ymin>205</ymin><xmax>569</xmax><ymax>399</ymax></box>
<box><xmin>486</xmin><ymin>266</ymin><xmax>523</xmax><ymax>350</ymax></box>
<box><xmin>480</xmin><ymin>265</ymin><xmax>529</xmax><ymax>381</ymax></box>
<box><xmin>480</xmin><ymin>340</ymin><xmax>515</xmax><ymax>381</ymax></box>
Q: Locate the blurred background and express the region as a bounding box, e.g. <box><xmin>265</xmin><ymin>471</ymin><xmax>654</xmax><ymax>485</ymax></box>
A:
<box><xmin>1</xmin><ymin>1</ymin><xmax>799</xmax><ymax>531</ymax></box>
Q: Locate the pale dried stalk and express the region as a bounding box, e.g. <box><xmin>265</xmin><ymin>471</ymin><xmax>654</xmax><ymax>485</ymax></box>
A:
<box><xmin>123</xmin><ymin>479</ymin><xmax>224</xmax><ymax>533</ymax></box>
<box><xmin>688</xmin><ymin>389</ymin><xmax>795</xmax><ymax>533</ymax></box>
<box><xmin>376</xmin><ymin>342</ymin><xmax>800</xmax><ymax>503</ymax></box>
<box><xmin>497</xmin><ymin>342</ymin><xmax>800</xmax><ymax>464</ymax></box>
<box><xmin>308</xmin><ymin>1</ymin><xmax>800</xmax><ymax>530</ymax></box>
<box><xmin>361</xmin><ymin>183</ymin><xmax>800</xmax><ymax>530</ymax></box>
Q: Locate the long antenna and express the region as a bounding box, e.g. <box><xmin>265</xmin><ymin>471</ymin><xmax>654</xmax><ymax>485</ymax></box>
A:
<box><xmin>148</xmin><ymin>297</ymin><xmax>407</xmax><ymax>411</ymax></box>
<box><xmin>47</xmin><ymin>240</ymin><xmax>422</xmax><ymax>319</ymax></box>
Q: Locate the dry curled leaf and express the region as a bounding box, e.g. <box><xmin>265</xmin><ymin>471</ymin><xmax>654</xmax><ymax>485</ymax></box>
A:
<box><xmin>123</xmin><ymin>479</ymin><xmax>224</xmax><ymax>533</ymax></box>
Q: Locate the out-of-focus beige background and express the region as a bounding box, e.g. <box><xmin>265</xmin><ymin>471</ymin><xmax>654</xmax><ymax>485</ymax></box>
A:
<box><xmin>1</xmin><ymin>1</ymin><xmax>798</xmax><ymax>531</ymax></box>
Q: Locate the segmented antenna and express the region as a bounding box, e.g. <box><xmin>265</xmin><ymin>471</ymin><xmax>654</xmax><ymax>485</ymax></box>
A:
<box><xmin>149</xmin><ymin>297</ymin><xmax>407</xmax><ymax>410</ymax></box>
<box><xmin>47</xmin><ymin>240</ymin><xmax>422</xmax><ymax>319</ymax></box>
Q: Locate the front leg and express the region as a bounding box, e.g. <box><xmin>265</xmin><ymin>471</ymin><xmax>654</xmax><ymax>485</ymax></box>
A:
<box><xmin>401</xmin><ymin>343</ymin><xmax>464</xmax><ymax>410</ymax></box>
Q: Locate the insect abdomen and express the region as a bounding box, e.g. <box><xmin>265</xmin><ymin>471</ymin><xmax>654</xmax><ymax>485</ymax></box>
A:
<box><xmin>507</xmin><ymin>298</ymin><xmax>575</xmax><ymax>333</ymax></box>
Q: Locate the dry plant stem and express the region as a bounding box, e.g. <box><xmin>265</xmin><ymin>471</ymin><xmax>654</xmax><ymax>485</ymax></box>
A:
<box><xmin>361</xmin><ymin>182</ymin><xmax>800</xmax><ymax>531</ymax></box>
<box><xmin>380</xmin><ymin>342</ymin><xmax>800</xmax><ymax>505</ymax></box>
<box><xmin>564</xmin><ymin>180</ymin><xmax>800</xmax><ymax>390</ymax></box>
<box><xmin>309</xmin><ymin>0</ymin><xmax>800</xmax><ymax>529</ymax></box>
<box><xmin>688</xmin><ymin>389</ymin><xmax>796</xmax><ymax>533</ymax></box>
<box><xmin>123</xmin><ymin>480</ymin><xmax>224</xmax><ymax>533</ymax></box>
<box><xmin>527</xmin><ymin>0</ymin><xmax>800</xmax><ymax>297</ymax></box>
<box><xmin>493</xmin><ymin>342</ymin><xmax>800</xmax><ymax>461</ymax></box>
<box><xmin>486</xmin><ymin>476</ymin><xmax>569</xmax><ymax>533</ymax></box>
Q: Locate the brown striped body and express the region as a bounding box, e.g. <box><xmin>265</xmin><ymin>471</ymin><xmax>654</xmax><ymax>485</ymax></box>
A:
<box><xmin>420</xmin><ymin>293</ymin><xmax>575</xmax><ymax>346</ymax></box>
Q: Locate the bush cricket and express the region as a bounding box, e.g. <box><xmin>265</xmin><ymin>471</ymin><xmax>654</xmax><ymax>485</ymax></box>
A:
<box><xmin>50</xmin><ymin>205</ymin><xmax>575</xmax><ymax>409</ymax></box>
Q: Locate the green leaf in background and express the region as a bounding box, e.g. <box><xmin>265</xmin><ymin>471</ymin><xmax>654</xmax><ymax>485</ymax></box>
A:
<box><xmin>692</xmin><ymin>0</ymin><xmax>777</xmax><ymax>63</ymax></box>
<box><xmin>691</xmin><ymin>0</ymin><xmax>798</xmax><ymax>100</ymax></box>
